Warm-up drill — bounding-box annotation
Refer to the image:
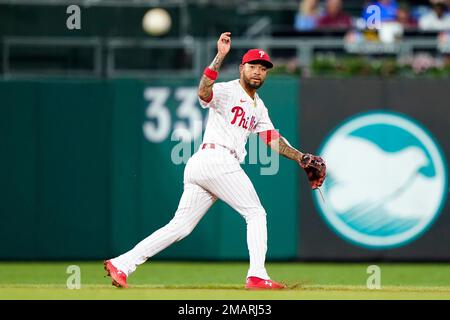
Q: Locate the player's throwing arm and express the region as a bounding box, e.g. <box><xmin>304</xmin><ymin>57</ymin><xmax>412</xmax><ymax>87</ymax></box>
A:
<box><xmin>198</xmin><ymin>32</ymin><xmax>231</xmax><ymax>102</ymax></box>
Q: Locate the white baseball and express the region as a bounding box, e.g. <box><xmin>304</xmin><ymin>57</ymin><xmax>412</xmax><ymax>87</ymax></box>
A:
<box><xmin>142</xmin><ymin>8</ymin><xmax>172</xmax><ymax>36</ymax></box>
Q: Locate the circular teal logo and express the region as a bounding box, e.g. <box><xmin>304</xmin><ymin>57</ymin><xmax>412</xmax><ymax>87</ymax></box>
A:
<box><xmin>314</xmin><ymin>111</ymin><xmax>448</xmax><ymax>249</ymax></box>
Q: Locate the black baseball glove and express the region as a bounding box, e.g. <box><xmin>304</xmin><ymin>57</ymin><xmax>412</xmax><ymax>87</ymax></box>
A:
<box><xmin>299</xmin><ymin>153</ymin><xmax>327</xmax><ymax>189</ymax></box>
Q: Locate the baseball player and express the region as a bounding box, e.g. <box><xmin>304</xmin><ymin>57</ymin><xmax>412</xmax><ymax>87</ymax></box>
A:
<box><xmin>104</xmin><ymin>32</ymin><xmax>326</xmax><ymax>289</ymax></box>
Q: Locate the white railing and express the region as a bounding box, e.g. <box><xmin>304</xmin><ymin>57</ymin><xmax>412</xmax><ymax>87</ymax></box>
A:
<box><xmin>1</xmin><ymin>36</ymin><xmax>447</xmax><ymax>79</ymax></box>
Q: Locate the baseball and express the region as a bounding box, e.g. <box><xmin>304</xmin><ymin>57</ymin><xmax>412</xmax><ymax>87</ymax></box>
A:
<box><xmin>142</xmin><ymin>8</ymin><xmax>172</xmax><ymax>36</ymax></box>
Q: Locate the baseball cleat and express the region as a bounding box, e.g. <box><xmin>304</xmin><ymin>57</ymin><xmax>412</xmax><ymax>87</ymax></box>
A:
<box><xmin>104</xmin><ymin>260</ymin><xmax>128</xmax><ymax>288</ymax></box>
<box><xmin>245</xmin><ymin>276</ymin><xmax>286</xmax><ymax>290</ymax></box>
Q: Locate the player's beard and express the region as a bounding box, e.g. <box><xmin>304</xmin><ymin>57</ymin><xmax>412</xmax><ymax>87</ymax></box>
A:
<box><xmin>243</xmin><ymin>74</ymin><xmax>265</xmax><ymax>89</ymax></box>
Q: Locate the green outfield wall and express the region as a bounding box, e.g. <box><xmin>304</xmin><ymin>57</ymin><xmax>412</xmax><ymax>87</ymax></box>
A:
<box><xmin>0</xmin><ymin>77</ymin><xmax>299</xmax><ymax>260</ymax></box>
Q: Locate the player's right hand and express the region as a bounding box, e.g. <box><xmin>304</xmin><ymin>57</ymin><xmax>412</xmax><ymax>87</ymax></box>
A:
<box><xmin>217</xmin><ymin>32</ymin><xmax>231</xmax><ymax>57</ymax></box>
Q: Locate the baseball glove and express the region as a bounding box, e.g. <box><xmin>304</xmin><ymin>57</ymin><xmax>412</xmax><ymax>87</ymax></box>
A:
<box><xmin>299</xmin><ymin>153</ymin><xmax>326</xmax><ymax>189</ymax></box>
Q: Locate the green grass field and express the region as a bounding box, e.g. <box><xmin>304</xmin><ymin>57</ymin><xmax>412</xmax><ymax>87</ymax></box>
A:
<box><xmin>1</xmin><ymin>261</ymin><xmax>449</xmax><ymax>300</ymax></box>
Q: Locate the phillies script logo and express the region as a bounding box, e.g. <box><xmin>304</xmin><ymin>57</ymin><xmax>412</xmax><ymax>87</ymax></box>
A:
<box><xmin>231</xmin><ymin>106</ymin><xmax>256</xmax><ymax>130</ymax></box>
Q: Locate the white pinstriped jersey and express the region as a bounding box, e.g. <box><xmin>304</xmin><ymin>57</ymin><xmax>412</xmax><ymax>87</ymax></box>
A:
<box><xmin>198</xmin><ymin>79</ymin><xmax>275</xmax><ymax>162</ymax></box>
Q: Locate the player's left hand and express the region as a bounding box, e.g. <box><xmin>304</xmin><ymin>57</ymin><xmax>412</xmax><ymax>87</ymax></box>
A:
<box><xmin>298</xmin><ymin>153</ymin><xmax>326</xmax><ymax>189</ymax></box>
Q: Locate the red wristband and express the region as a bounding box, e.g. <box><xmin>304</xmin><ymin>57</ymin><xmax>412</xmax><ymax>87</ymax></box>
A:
<box><xmin>204</xmin><ymin>67</ymin><xmax>218</xmax><ymax>80</ymax></box>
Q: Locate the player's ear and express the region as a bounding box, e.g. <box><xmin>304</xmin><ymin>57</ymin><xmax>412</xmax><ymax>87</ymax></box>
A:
<box><xmin>239</xmin><ymin>64</ymin><xmax>243</xmax><ymax>73</ymax></box>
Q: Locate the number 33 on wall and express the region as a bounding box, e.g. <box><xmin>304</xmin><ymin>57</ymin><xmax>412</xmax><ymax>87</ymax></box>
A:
<box><xmin>143</xmin><ymin>87</ymin><xmax>204</xmax><ymax>143</ymax></box>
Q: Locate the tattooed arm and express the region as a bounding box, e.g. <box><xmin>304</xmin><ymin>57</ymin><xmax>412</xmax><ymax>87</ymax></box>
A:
<box><xmin>268</xmin><ymin>136</ymin><xmax>305</xmax><ymax>165</ymax></box>
<box><xmin>264</xmin><ymin>131</ymin><xmax>327</xmax><ymax>189</ymax></box>
<box><xmin>270</xmin><ymin>135</ymin><xmax>327</xmax><ymax>189</ymax></box>
<box><xmin>198</xmin><ymin>32</ymin><xmax>231</xmax><ymax>102</ymax></box>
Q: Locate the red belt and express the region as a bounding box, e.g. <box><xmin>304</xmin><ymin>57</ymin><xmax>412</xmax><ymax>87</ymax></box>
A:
<box><xmin>201</xmin><ymin>143</ymin><xmax>238</xmax><ymax>160</ymax></box>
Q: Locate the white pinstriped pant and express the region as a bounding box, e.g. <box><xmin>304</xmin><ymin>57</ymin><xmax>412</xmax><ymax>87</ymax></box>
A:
<box><xmin>111</xmin><ymin>146</ymin><xmax>270</xmax><ymax>280</ymax></box>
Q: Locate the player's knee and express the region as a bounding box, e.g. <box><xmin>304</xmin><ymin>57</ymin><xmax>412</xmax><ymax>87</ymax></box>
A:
<box><xmin>165</xmin><ymin>224</ymin><xmax>192</xmax><ymax>242</ymax></box>
<box><xmin>244</xmin><ymin>207</ymin><xmax>267</xmax><ymax>223</ymax></box>
<box><xmin>175</xmin><ymin>225</ymin><xmax>194</xmax><ymax>241</ymax></box>
<box><xmin>166</xmin><ymin>217</ymin><xmax>195</xmax><ymax>241</ymax></box>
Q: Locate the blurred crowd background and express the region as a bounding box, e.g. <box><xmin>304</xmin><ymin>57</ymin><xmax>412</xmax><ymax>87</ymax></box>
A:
<box><xmin>295</xmin><ymin>0</ymin><xmax>450</xmax><ymax>33</ymax></box>
<box><xmin>0</xmin><ymin>0</ymin><xmax>449</xmax><ymax>78</ymax></box>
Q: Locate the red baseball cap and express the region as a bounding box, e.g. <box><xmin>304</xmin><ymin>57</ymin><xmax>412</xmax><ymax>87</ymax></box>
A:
<box><xmin>241</xmin><ymin>49</ymin><xmax>273</xmax><ymax>69</ymax></box>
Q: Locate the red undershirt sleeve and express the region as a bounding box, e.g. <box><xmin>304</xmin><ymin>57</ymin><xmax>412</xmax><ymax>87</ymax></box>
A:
<box><xmin>259</xmin><ymin>129</ymin><xmax>281</xmax><ymax>145</ymax></box>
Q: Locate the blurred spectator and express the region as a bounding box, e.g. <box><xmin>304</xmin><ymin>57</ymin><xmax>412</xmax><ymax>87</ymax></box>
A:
<box><xmin>396</xmin><ymin>3</ymin><xmax>418</xmax><ymax>30</ymax></box>
<box><xmin>294</xmin><ymin>0</ymin><xmax>320</xmax><ymax>31</ymax></box>
<box><xmin>419</xmin><ymin>0</ymin><xmax>450</xmax><ymax>31</ymax></box>
<box><xmin>361</xmin><ymin>0</ymin><xmax>403</xmax><ymax>43</ymax></box>
<box><xmin>317</xmin><ymin>0</ymin><xmax>353</xmax><ymax>29</ymax></box>
<box><xmin>362</xmin><ymin>0</ymin><xmax>399</xmax><ymax>23</ymax></box>
<box><xmin>378</xmin><ymin>21</ymin><xmax>404</xmax><ymax>42</ymax></box>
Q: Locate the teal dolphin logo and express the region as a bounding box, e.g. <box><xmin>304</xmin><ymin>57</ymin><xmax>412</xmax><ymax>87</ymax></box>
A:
<box><xmin>315</xmin><ymin>111</ymin><xmax>448</xmax><ymax>249</ymax></box>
